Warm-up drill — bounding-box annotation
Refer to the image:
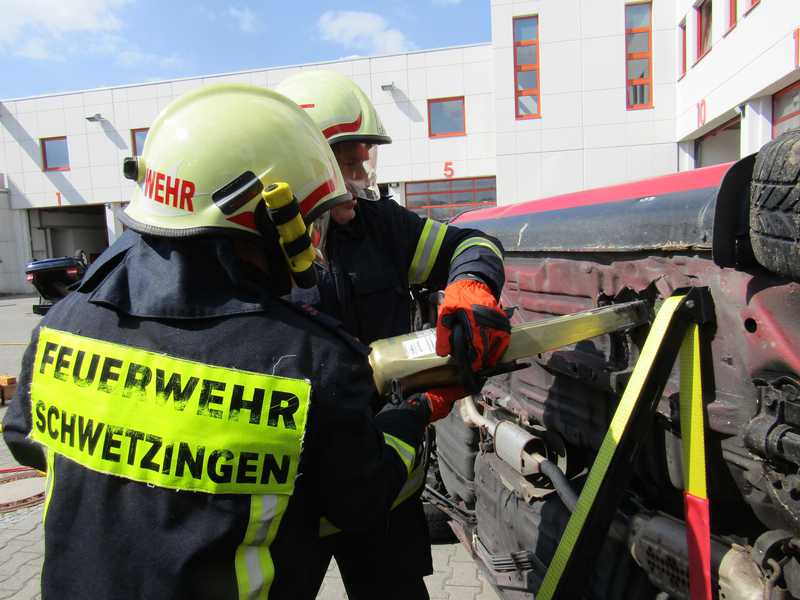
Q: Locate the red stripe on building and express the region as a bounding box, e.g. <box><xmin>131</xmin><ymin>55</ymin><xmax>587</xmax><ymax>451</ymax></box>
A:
<box><xmin>322</xmin><ymin>113</ymin><xmax>363</xmax><ymax>139</ymax></box>
<box><xmin>455</xmin><ymin>162</ymin><xmax>732</xmax><ymax>223</ymax></box>
<box><xmin>299</xmin><ymin>179</ymin><xmax>337</xmax><ymax>217</ymax></box>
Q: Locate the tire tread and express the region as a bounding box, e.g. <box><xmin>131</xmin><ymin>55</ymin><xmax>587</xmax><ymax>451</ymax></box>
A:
<box><xmin>749</xmin><ymin>129</ymin><xmax>800</xmax><ymax>279</ymax></box>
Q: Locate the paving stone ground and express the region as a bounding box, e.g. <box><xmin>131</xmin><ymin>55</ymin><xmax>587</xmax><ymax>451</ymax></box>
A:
<box><xmin>0</xmin><ymin>295</ymin><xmax>501</xmax><ymax>600</ymax></box>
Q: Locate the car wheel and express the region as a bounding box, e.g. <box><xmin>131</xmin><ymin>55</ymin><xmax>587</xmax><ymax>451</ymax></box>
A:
<box><xmin>750</xmin><ymin>129</ymin><xmax>800</xmax><ymax>280</ymax></box>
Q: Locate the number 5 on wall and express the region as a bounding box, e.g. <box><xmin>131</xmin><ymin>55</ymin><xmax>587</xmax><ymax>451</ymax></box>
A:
<box><xmin>443</xmin><ymin>161</ymin><xmax>454</xmax><ymax>179</ymax></box>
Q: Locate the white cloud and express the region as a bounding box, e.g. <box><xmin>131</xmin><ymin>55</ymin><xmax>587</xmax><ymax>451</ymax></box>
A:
<box><xmin>228</xmin><ymin>7</ymin><xmax>259</xmax><ymax>33</ymax></box>
<box><xmin>15</xmin><ymin>38</ymin><xmax>56</xmax><ymax>61</ymax></box>
<box><xmin>318</xmin><ymin>11</ymin><xmax>415</xmax><ymax>55</ymax></box>
<box><xmin>1</xmin><ymin>0</ymin><xmax>181</xmax><ymax>70</ymax></box>
<box><xmin>1</xmin><ymin>0</ymin><xmax>129</xmax><ymax>46</ymax></box>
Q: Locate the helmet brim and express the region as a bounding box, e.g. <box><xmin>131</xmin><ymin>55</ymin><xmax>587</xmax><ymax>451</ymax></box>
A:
<box><xmin>118</xmin><ymin>209</ymin><xmax>260</xmax><ymax>240</ymax></box>
<box><xmin>330</xmin><ymin>134</ymin><xmax>392</xmax><ymax>146</ymax></box>
<box><xmin>303</xmin><ymin>192</ymin><xmax>354</xmax><ymax>224</ymax></box>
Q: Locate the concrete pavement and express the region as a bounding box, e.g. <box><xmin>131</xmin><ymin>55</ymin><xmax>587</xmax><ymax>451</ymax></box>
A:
<box><xmin>0</xmin><ymin>294</ymin><xmax>501</xmax><ymax>600</ymax></box>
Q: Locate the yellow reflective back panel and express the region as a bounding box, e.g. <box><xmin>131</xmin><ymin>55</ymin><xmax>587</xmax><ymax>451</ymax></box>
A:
<box><xmin>29</xmin><ymin>327</ymin><xmax>310</xmax><ymax>495</ymax></box>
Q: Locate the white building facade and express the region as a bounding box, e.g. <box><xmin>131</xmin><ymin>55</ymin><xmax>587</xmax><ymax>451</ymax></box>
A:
<box><xmin>0</xmin><ymin>0</ymin><xmax>797</xmax><ymax>293</ymax></box>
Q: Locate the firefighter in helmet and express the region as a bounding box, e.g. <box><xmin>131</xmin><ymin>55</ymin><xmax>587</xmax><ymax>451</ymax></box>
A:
<box><xmin>2</xmin><ymin>84</ymin><xmax>463</xmax><ymax>600</ymax></box>
<box><xmin>277</xmin><ymin>71</ymin><xmax>510</xmax><ymax>600</ymax></box>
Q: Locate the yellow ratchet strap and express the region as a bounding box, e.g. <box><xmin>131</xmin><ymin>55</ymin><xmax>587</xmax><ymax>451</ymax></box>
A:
<box><xmin>537</xmin><ymin>292</ymin><xmax>699</xmax><ymax>600</ymax></box>
<box><xmin>680</xmin><ymin>323</ymin><xmax>712</xmax><ymax>600</ymax></box>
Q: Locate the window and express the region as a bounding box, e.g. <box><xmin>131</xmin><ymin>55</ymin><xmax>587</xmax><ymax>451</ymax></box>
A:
<box><xmin>41</xmin><ymin>137</ymin><xmax>70</xmax><ymax>171</ymax></box>
<box><xmin>695</xmin><ymin>117</ymin><xmax>741</xmax><ymax>167</ymax></box>
<box><xmin>696</xmin><ymin>0</ymin><xmax>713</xmax><ymax>61</ymax></box>
<box><xmin>428</xmin><ymin>97</ymin><xmax>465</xmax><ymax>138</ymax></box>
<box><xmin>131</xmin><ymin>128</ymin><xmax>149</xmax><ymax>156</ymax></box>
<box><xmin>513</xmin><ymin>15</ymin><xmax>540</xmax><ymax>119</ymax></box>
<box><xmin>625</xmin><ymin>3</ymin><xmax>653</xmax><ymax>109</ymax></box>
<box><xmin>679</xmin><ymin>20</ymin><xmax>687</xmax><ymax>78</ymax></box>
<box><xmin>773</xmin><ymin>81</ymin><xmax>800</xmax><ymax>139</ymax></box>
<box><xmin>728</xmin><ymin>0</ymin><xmax>737</xmax><ymax>31</ymax></box>
<box><xmin>405</xmin><ymin>177</ymin><xmax>496</xmax><ymax>222</ymax></box>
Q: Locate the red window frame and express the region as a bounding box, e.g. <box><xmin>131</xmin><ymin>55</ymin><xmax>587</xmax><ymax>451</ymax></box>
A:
<box><xmin>625</xmin><ymin>3</ymin><xmax>653</xmax><ymax>110</ymax></box>
<box><xmin>696</xmin><ymin>0</ymin><xmax>713</xmax><ymax>63</ymax></box>
<box><xmin>405</xmin><ymin>176</ymin><xmax>496</xmax><ymax>221</ymax></box>
<box><xmin>679</xmin><ymin>20</ymin><xmax>687</xmax><ymax>78</ymax></box>
<box><xmin>427</xmin><ymin>97</ymin><xmax>466</xmax><ymax>138</ymax></box>
<box><xmin>727</xmin><ymin>0</ymin><xmax>737</xmax><ymax>32</ymax></box>
<box><xmin>513</xmin><ymin>15</ymin><xmax>541</xmax><ymax>120</ymax></box>
<box><xmin>131</xmin><ymin>128</ymin><xmax>149</xmax><ymax>156</ymax></box>
<box><xmin>40</xmin><ymin>136</ymin><xmax>70</xmax><ymax>172</ymax></box>
<box><xmin>772</xmin><ymin>80</ymin><xmax>800</xmax><ymax>139</ymax></box>
<box><xmin>744</xmin><ymin>0</ymin><xmax>759</xmax><ymax>16</ymax></box>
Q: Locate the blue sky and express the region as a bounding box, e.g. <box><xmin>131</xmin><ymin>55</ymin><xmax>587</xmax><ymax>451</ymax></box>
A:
<box><xmin>1</xmin><ymin>0</ymin><xmax>491</xmax><ymax>99</ymax></box>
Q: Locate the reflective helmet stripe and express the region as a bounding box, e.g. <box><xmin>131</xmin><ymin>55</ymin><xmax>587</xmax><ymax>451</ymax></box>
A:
<box><xmin>322</xmin><ymin>113</ymin><xmax>363</xmax><ymax>139</ymax></box>
<box><xmin>226</xmin><ymin>211</ymin><xmax>258</xmax><ymax>231</ymax></box>
<box><xmin>451</xmin><ymin>237</ymin><xmax>503</xmax><ymax>263</ymax></box>
<box><xmin>299</xmin><ymin>179</ymin><xmax>337</xmax><ymax>221</ymax></box>
<box><xmin>408</xmin><ymin>219</ymin><xmax>449</xmax><ymax>285</ymax></box>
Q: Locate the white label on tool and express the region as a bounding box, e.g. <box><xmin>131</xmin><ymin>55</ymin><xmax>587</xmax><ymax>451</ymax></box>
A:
<box><xmin>403</xmin><ymin>332</ymin><xmax>437</xmax><ymax>359</ymax></box>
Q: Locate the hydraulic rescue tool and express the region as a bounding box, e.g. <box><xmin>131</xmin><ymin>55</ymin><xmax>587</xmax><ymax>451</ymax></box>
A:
<box><xmin>368</xmin><ymin>300</ymin><xmax>651</xmax><ymax>395</ymax></box>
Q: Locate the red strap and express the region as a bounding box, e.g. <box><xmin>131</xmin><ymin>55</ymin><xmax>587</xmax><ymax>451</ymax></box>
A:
<box><xmin>684</xmin><ymin>492</ymin><xmax>712</xmax><ymax>600</ymax></box>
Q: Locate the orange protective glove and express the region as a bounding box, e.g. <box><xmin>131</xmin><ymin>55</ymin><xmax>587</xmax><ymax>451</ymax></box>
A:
<box><xmin>407</xmin><ymin>386</ymin><xmax>469</xmax><ymax>424</ymax></box>
<box><xmin>436</xmin><ymin>279</ymin><xmax>511</xmax><ymax>375</ymax></box>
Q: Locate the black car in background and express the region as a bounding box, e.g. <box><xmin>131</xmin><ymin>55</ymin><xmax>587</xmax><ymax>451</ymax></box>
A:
<box><xmin>24</xmin><ymin>252</ymin><xmax>88</xmax><ymax>315</ymax></box>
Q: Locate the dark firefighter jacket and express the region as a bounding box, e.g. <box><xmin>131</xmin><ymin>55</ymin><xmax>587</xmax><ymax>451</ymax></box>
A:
<box><xmin>292</xmin><ymin>196</ymin><xmax>505</xmax><ymax>585</ymax></box>
<box><xmin>2</xmin><ymin>231</ymin><xmax>429</xmax><ymax>600</ymax></box>
<box><xmin>294</xmin><ymin>195</ymin><xmax>506</xmax><ymax>345</ymax></box>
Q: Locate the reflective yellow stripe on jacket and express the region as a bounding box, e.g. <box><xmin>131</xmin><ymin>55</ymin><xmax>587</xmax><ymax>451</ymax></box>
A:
<box><xmin>451</xmin><ymin>237</ymin><xmax>503</xmax><ymax>263</ymax></box>
<box><xmin>408</xmin><ymin>219</ymin><xmax>448</xmax><ymax>284</ymax></box>
<box><xmin>235</xmin><ymin>494</ymin><xmax>289</xmax><ymax>600</ymax></box>
<box><xmin>382</xmin><ymin>432</ymin><xmax>416</xmax><ymax>475</ymax></box>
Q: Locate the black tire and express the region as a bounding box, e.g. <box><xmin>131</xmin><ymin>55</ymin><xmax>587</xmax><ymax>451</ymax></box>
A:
<box><xmin>750</xmin><ymin>128</ymin><xmax>800</xmax><ymax>280</ymax></box>
<box><xmin>423</xmin><ymin>501</ymin><xmax>457</xmax><ymax>544</ymax></box>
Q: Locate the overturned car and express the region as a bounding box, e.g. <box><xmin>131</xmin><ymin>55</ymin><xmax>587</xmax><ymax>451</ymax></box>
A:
<box><xmin>426</xmin><ymin>130</ymin><xmax>800</xmax><ymax>599</ymax></box>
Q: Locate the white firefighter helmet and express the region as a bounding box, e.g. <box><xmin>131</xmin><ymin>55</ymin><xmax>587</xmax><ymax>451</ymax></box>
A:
<box><xmin>275</xmin><ymin>70</ymin><xmax>391</xmax><ymax>146</ymax></box>
<box><xmin>121</xmin><ymin>83</ymin><xmax>350</xmax><ymax>235</ymax></box>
